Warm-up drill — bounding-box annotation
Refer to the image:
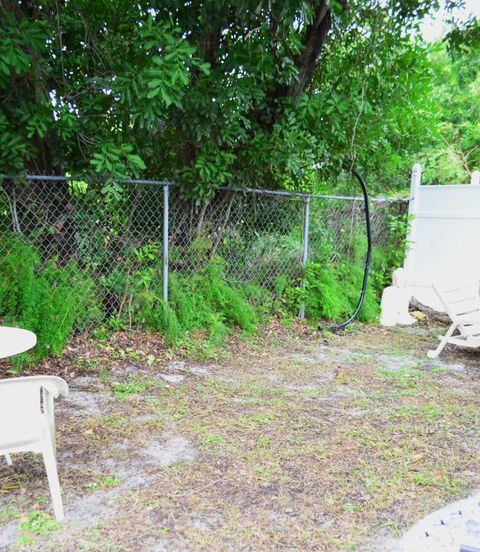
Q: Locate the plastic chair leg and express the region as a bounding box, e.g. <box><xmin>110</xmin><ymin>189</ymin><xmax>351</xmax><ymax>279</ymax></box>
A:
<box><xmin>42</xmin><ymin>444</ymin><xmax>64</xmax><ymax>521</ymax></box>
<box><xmin>427</xmin><ymin>322</ymin><xmax>457</xmax><ymax>359</ymax></box>
<box><xmin>4</xmin><ymin>454</ymin><xmax>12</xmax><ymax>466</ymax></box>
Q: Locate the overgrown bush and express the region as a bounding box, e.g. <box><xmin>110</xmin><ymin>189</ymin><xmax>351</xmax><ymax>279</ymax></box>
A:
<box><xmin>1</xmin><ymin>209</ymin><xmax>407</xmax><ymax>368</ymax></box>
<box><xmin>291</xmin><ymin>258</ymin><xmax>380</xmax><ymax>324</ymax></box>
<box><xmin>282</xmin><ymin>227</ymin><xmax>407</xmax><ymax>324</ymax></box>
<box><xmin>0</xmin><ymin>235</ymin><xmax>102</xmax><ymax>366</ymax></box>
<box><xmin>370</xmin><ymin>213</ymin><xmax>412</xmax><ymax>298</ymax></box>
<box><xmin>131</xmin><ymin>258</ymin><xmax>261</xmax><ymax>346</ymax></box>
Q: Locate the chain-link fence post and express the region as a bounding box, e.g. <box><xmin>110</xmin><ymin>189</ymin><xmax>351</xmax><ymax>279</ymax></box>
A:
<box><xmin>163</xmin><ymin>183</ymin><xmax>169</xmax><ymax>302</ymax></box>
<box><xmin>0</xmin><ymin>176</ymin><xmax>410</xmax><ymax>336</ymax></box>
<box><xmin>299</xmin><ymin>194</ymin><xmax>311</xmax><ymax>319</ymax></box>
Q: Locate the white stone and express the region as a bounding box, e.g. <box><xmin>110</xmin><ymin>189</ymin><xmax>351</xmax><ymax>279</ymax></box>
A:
<box><xmin>380</xmin><ymin>268</ymin><xmax>416</xmax><ymax>327</ymax></box>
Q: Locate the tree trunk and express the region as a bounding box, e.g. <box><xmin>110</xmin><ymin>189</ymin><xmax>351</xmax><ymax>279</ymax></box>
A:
<box><xmin>290</xmin><ymin>1</ymin><xmax>332</xmax><ymax>100</ymax></box>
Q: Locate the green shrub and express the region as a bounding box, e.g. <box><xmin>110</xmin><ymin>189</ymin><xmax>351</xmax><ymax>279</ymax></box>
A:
<box><xmin>138</xmin><ymin>295</ymin><xmax>183</xmax><ymax>344</ymax></box>
<box><xmin>341</xmin><ymin>257</ymin><xmax>379</xmax><ymax>322</ymax></box>
<box><xmin>284</xmin><ymin>231</ymin><xmax>380</xmax><ymax>324</ymax></box>
<box><xmin>194</xmin><ymin>260</ymin><xmax>257</xmax><ymax>332</ymax></box>
<box><xmin>1</xmin><ymin>213</ymin><xmax>407</xmax><ymax>368</ymax></box>
<box><xmin>303</xmin><ymin>262</ymin><xmax>348</xmax><ymax>320</ymax></box>
<box><xmin>131</xmin><ymin>258</ymin><xmax>258</xmax><ymax>345</ymax></box>
<box><xmin>340</xmin><ymin>234</ymin><xmax>380</xmax><ymax>322</ymax></box>
<box><xmin>0</xmin><ymin>235</ymin><xmax>102</xmax><ymax>366</ymax></box>
<box><xmin>370</xmin><ymin>213</ymin><xmax>412</xmax><ymax>299</ymax></box>
<box><xmin>243</xmin><ymin>283</ymin><xmax>274</xmax><ymax>320</ymax></box>
<box><xmin>0</xmin><ymin>234</ymin><xmax>264</xmax><ymax>365</ymax></box>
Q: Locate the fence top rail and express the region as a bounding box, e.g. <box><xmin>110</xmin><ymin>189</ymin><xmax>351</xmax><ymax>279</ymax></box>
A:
<box><xmin>1</xmin><ymin>174</ymin><xmax>171</xmax><ymax>186</ymax></box>
<box><xmin>2</xmin><ymin>175</ymin><xmax>410</xmax><ymax>203</ymax></box>
<box><xmin>218</xmin><ymin>185</ymin><xmax>410</xmax><ymax>203</ymax></box>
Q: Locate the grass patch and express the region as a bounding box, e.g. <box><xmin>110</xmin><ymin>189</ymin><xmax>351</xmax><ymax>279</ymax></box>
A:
<box><xmin>203</xmin><ymin>433</ymin><xmax>226</xmax><ymax>446</ymax></box>
<box><xmin>17</xmin><ymin>511</ymin><xmax>61</xmax><ymax>546</ymax></box>
<box><xmin>111</xmin><ymin>382</ymin><xmax>147</xmax><ymax>396</ymax></box>
<box><xmin>375</xmin><ymin>365</ymin><xmax>425</xmax><ymax>387</ymax></box>
<box><xmin>84</xmin><ymin>474</ymin><xmax>122</xmax><ymax>491</ymax></box>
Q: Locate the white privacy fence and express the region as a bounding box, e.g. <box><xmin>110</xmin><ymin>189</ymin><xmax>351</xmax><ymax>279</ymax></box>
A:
<box><xmin>404</xmin><ymin>164</ymin><xmax>480</xmax><ymax>311</ymax></box>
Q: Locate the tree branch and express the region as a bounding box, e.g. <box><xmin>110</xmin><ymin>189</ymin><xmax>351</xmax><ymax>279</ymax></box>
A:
<box><xmin>290</xmin><ymin>1</ymin><xmax>332</xmax><ymax>99</ymax></box>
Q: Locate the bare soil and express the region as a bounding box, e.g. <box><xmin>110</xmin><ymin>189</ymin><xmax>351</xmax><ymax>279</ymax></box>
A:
<box><xmin>1</xmin><ymin>320</ymin><xmax>479</xmax><ymax>551</ymax></box>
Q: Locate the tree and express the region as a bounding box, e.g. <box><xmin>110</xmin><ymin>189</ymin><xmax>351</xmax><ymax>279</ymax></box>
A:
<box><xmin>0</xmin><ymin>0</ymin><xmax>461</xmax><ymax>199</ymax></box>
<box><xmin>418</xmin><ymin>19</ymin><xmax>480</xmax><ymax>183</ymax></box>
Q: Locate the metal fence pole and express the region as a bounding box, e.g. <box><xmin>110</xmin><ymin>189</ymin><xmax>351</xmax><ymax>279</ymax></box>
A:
<box><xmin>0</xmin><ymin>175</ymin><xmax>411</xmax><ymax>336</ymax></box>
<box><xmin>299</xmin><ymin>194</ymin><xmax>311</xmax><ymax>319</ymax></box>
<box><xmin>163</xmin><ymin>183</ymin><xmax>169</xmax><ymax>302</ymax></box>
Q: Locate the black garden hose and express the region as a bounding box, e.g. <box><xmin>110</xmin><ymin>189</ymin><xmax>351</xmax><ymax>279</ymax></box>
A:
<box><xmin>318</xmin><ymin>161</ymin><xmax>372</xmax><ymax>332</ymax></box>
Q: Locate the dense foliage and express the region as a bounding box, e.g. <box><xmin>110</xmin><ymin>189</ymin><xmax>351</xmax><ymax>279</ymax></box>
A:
<box><xmin>419</xmin><ymin>22</ymin><xmax>480</xmax><ymax>183</ymax></box>
<box><xmin>2</xmin><ymin>1</ymin><xmax>476</xmax><ymax>198</ymax></box>
<box><xmin>0</xmin><ymin>236</ymin><xmax>101</xmax><ymax>364</ymax></box>
<box><xmin>0</xmin><ymin>201</ymin><xmax>405</xmax><ymax>366</ymax></box>
<box><xmin>0</xmin><ymin>234</ymin><xmax>269</xmax><ymax>366</ymax></box>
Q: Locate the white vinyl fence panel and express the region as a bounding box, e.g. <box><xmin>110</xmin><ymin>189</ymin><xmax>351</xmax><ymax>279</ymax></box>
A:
<box><xmin>404</xmin><ymin>164</ymin><xmax>480</xmax><ymax>311</ymax></box>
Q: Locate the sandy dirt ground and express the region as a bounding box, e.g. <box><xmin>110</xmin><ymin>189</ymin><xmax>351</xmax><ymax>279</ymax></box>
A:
<box><xmin>0</xmin><ymin>321</ymin><xmax>479</xmax><ymax>551</ymax></box>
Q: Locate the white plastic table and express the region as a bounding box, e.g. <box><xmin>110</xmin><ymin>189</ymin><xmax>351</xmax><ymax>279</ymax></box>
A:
<box><xmin>0</xmin><ymin>327</ymin><xmax>37</xmax><ymax>359</ymax></box>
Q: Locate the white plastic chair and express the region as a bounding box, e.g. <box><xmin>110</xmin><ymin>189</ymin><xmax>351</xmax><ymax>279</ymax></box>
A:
<box><xmin>0</xmin><ymin>376</ymin><xmax>69</xmax><ymax>521</ymax></box>
<box><xmin>427</xmin><ymin>282</ymin><xmax>480</xmax><ymax>359</ymax></box>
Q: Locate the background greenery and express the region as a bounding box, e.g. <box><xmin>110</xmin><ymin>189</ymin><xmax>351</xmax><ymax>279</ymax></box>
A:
<box><xmin>1</xmin><ymin>1</ymin><xmax>478</xmax><ymax>195</ymax></box>
<box><xmin>0</xmin><ymin>1</ymin><xmax>478</xmax><ymax>365</ymax></box>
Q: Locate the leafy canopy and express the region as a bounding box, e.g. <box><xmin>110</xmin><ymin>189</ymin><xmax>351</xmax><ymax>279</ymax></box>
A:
<box><xmin>0</xmin><ymin>1</ymin><xmax>475</xmax><ymax>197</ymax></box>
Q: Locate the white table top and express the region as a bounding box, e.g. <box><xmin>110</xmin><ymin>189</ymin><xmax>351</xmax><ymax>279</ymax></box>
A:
<box><xmin>0</xmin><ymin>327</ymin><xmax>37</xmax><ymax>359</ymax></box>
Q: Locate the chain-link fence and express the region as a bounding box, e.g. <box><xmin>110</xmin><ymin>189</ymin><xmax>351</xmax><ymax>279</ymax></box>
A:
<box><xmin>0</xmin><ymin>176</ymin><xmax>409</xmax><ymax>335</ymax></box>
